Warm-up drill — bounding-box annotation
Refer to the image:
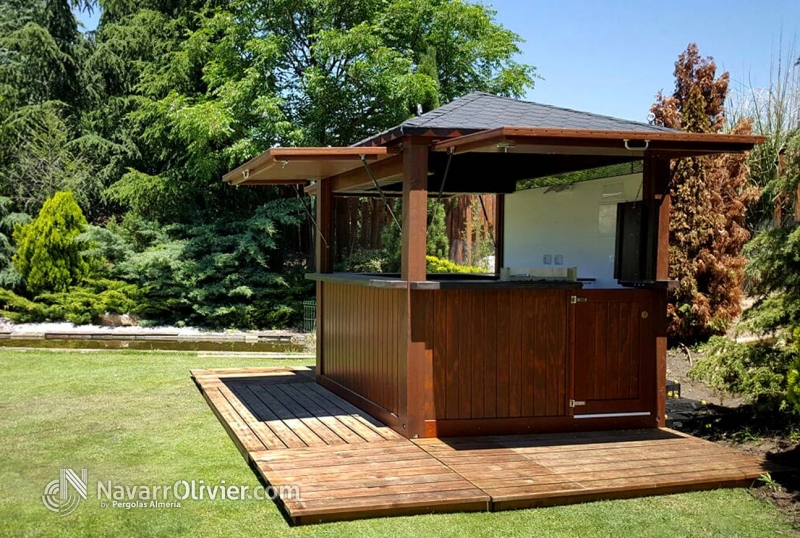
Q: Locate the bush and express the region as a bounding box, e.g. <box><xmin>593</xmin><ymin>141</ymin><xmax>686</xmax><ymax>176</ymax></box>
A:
<box><xmin>13</xmin><ymin>191</ymin><xmax>89</xmax><ymax>294</ymax></box>
<box><xmin>788</xmin><ymin>328</ymin><xmax>800</xmax><ymax>413</ymax></box>
<box><xmin>110</xmin><ymin>203</ymin><xmax>313</xmax><ymax>329</ymax></box>
<box><xmin>338</xmin><ymin>252</ymin><xmax>487</xmax><ymax>275</ymax></box>
<box><xmin>743</xmin><ymin>224</ymin><xmax>800</xmax><ymax>336</ymax></box>
<box><xmin>689</xmin><ymin>335</ymin><xmax>795</xmax><ymax>411</ymax></box>
<box><xmin>376</xmin><ymin>199</ymin><xmax>452</xmax><ymax>274</ymax></box>
<box><xmin>725</xmin><ymin>117</ymin><xmax>800</xmax><ymax>417</ymax></box>
<box><xmin>0</xmin><ymin>279</ymin><xmax>141</xmax><ymax>324</ymax></box>
<box><xmin>339</xmin><ymin>249</ymin><xmax>388</xmax><ymax>273</ymax></box>
<box><xmin>426</xmin><ymin>256</ymin><xmax>487</xmax><ymax>274</ymax></box>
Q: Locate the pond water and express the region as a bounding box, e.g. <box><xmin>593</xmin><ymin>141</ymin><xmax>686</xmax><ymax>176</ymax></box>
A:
<box><xmin>0</xmin><ymin>338</ymin><xmax>306</xmax><ymax>353</ymax></box>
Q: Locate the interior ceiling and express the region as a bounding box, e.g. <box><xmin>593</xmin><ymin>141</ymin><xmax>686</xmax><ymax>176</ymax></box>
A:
<box><xmin>341</xmin><ymin>153</ymin><xmax>641</xmax><ymax>196</ymax></box>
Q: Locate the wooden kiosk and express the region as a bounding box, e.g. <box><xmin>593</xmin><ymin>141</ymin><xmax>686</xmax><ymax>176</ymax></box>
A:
<box><xmin>224</xmin><ymin>92</ymin><xmax>762</xmax><ymax>441</ymax></box>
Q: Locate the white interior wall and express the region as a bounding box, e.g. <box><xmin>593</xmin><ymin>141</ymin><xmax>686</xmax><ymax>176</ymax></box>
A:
<box><xmin>503</xmin><ymin>173</ymin><xmax>643</xmax><ymax>289</ymax></box>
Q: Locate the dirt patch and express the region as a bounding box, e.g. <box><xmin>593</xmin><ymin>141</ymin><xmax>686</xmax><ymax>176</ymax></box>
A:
<box><xmin>736</xmin><ymin>442</ymin><xmax>800</xmax><ymax>529</ymax></box>
<box><xmin>666</xmin><ymin>348</ymin><xmax>800</xmax><ymax>529</ymax></box>
<box><xmin>667</xmin><ymin>347</ymin><xmax>743</xmax><ymax>407</ymax></box>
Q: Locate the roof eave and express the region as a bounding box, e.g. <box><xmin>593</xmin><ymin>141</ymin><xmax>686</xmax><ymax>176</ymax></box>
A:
<box><xmin>223</xmin><ymin>146</ymin><xmax>390</xmax><ymax>185</ymax></box>
<box><xmin>432</xmin><ymin>127</ymin><xmax>765</xmax><ymax>156</ymax></box>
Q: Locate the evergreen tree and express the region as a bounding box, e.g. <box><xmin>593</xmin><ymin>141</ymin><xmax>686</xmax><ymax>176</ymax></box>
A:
<box><xmin>0</xmin><ymin>1</ymin><xmax>536</xmax><ymax>328</ymax></box>
<box><xmin>651</xmin><ymin>44</ymin><xmax>757</xmax><ymax>342</ymax></box>
<box><xmin>427</xmin><ymin>199</ymin><xmax>449</xmax><ymax>259</ymax></box>
<box><xmin>13</xmin><ymin>191</ymin><xmax>89</xmax><ymax>294</ymax></box>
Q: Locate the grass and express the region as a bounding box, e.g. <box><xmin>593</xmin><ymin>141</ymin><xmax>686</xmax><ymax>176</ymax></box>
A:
<box><xmin>0</xmin><ymin>349</ymin><xmax>795</xmax><ymax>538</ymax></box>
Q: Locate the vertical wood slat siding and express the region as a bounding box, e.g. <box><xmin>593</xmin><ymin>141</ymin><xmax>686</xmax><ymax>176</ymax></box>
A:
<box><xmin>420</xmin><ymin>288</ymin><xmax>569</xmax><ymax>421</ymax></box>
<box><xmin>322</xmin><ymin>283</ymin><xmax>404</xmax><ymax>415</ymax></box>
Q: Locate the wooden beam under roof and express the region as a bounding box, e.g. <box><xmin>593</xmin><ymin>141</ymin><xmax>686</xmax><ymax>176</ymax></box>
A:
<box><xmin>223</xmin><ymin>146</ymin><xmax>389</xmax><ymax>186</ymax></box>
<box><xmin>432</xmin><ymin>126</ymin><xmax>765</xmax><ymax>157</ymax></box>
<box><xmin>330</xmin><ymin>154</ymin><xmax>404</xmax><ymax>193</ymax></box>
<box><xmin>302</xmin><ymin>154</ymin><xmax>404</xmax><ymax>196</ymax></box>
<box><xmin>308</xmin><ymin>151</ymin><xmax>640</xmax><ymax>197</ymax></box>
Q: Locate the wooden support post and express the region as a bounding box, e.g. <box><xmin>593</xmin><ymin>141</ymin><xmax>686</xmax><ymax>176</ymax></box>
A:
<box><xmin>401</xmin><ymin>144</ymin><xmax>429</xmax><ymax>282</ymax></box>
<box><xmin>315</xmin><ymin>179</ymin><xmax>333</xmax><ymax>379</ymax></box>
<box><xmin>401</xmin><ymin>142</ymin><xmax>429</xmax><ymax>438</ymax></box>
<box><xmin>643</xmin><ymin>156</ymin><xmax>671</xmax><ymax>428</ymax></box>
<box><xmin>495</xmin><ymin>194</ymin><xmax>505</xmax><ymax>275</ymax></box>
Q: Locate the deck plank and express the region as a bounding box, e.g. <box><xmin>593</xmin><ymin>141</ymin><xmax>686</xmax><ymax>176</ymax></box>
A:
<box><xmin>200</xmin><ymin>386</ymin><xmax>267</xmax><ymax>454</ymax></box>
<box><xmin>260</xmin><ymin>383</ymin><xmax>346</xmax><ymax>445</ymax></box>
<box><xmin>229</xmin><ymin>385</ymin><xmax>307</xmax><ymax>449</ymax></box>
<box><xmin>247</xmin><ymin>384</ymin><xmax>328</xmax><ymax>447</ymax></box>
<box><xmin>304</xmin><ymin>381</ymin><xmax>403</xmax><ymax>440</ymax></box>
<box><xmin>214</xmin><ymin>384</ymin><xmax>285</xmax><ymax>450</ymax></box>
<box><xmin>275</xmin><ymin>383</ymin><xmax>369</xmax><ymax>444</ymax></box>
<box><xmin>192</xmin><ymin>367</ymin><xmax>777</xmax><ymax>525</ymax></box>
<box><xmin>192</xmin><ymin>367</ymin><xmax>489</xmax><ymax>523</ymax></box>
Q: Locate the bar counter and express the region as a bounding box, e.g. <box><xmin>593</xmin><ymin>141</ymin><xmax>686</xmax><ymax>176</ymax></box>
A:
<box><xmin>305</xmin><ymin>272</ymin><xmax>584</xmax><ymax>290</ymax></box>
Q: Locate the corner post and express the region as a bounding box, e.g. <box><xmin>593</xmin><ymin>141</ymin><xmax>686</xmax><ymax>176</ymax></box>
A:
<box><xmin>643</xmin><ymin>156</ymin><xmax>671</xmax><ymax>428</ymax></box>
<box><xmin>315</xmin><ymin>179</ymin><xmax>333</xmax><ymax>379</ymax></box>
<box><xmin>401</xmin><ymin>141</ymin><xmax>429</xmax><ymax>438</ymax></box>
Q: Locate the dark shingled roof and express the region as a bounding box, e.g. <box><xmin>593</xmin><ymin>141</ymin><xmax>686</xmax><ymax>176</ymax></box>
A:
<box><xmin>356</xmin><ymin>91</ymin><xmax>678</xmax><ymax>146</ymax></box>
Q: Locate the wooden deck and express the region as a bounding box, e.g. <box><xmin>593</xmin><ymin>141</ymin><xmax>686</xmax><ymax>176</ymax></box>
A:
<box><xmin>192</xmin><ymin>367</ymin><xmax>778</xmax><ymax>525</ymax></box>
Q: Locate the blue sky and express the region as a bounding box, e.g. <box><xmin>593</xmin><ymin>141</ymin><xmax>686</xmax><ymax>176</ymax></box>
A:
<box><xmin>76</xmin><ymin>1</ymin><xmax>800</xmax><ymax>122</ymax></box>
<box><xmin>491</xmin><ymin>0</ymin><xmax>800</xmax><ymax>122</ymax></box>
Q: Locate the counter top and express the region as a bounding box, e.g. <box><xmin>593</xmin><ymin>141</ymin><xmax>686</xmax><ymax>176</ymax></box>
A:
<box><xmin>305</xmin><ymin>273</ymin><xmax>584</xmax><ymax>290</ymax></box>
<box><xmin>409</xmin><ymin>279</ymin><xmax>583</xmax><ymax>290</ymax></box>
<box><xmin>305</xmin><ymin>272</ymin><xmax>407</xmax><ymax>289</ymax></box>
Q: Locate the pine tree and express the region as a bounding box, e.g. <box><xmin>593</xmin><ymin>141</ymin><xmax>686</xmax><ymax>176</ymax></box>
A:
<box><xmin>426</xmin><ymin>199</ymin><xmax>449</xmax><ymax>259</ymax></box>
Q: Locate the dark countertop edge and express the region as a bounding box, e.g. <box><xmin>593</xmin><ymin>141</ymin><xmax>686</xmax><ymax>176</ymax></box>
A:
<box><xmin>305</xmin><ymin>273</ymin><xmax>407</xmax><ymax>289</ymax></box>
<box><xmin>619</xmin><ymin>280</ymin><xmax>679</xmax><ymax>289</ymax></box>
<box><xmin>305</xmin><ymin>273</ymin><xmax>675</xmax><ymax>291</ymax></box>
<box><xmin>307</xmin><ymin>273</ymin><xmax>586</xmax><ymax>290</ymax></box>
<box><xmin>410</xmin><ymin>280</ymin><xmax>584</xmax><ymax>290</ymax></box>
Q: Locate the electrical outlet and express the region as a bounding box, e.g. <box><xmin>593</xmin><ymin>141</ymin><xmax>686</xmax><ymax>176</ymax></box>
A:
<box><xmin>554</xmin><ymin>255</ymin><xmax>564</xmax><ymax>266</ymax></box>
<box><xmin>543</xmin><ymin>254</ymin><xmax>552</xmax><ymax>265</ymax></box>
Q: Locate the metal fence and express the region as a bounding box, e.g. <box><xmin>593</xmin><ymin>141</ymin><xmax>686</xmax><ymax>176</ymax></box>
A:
<box><xmin>303</xmin><ymin>300</ymin><xmax>316</xmax><ymax>333</ymax></box>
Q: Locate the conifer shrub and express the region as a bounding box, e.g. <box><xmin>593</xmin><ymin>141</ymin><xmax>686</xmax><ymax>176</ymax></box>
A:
<box><xmin>0</xmin><ymin>192</ymin><xmax>142</xmax><ymax>324</ymax></box>
<box><xmin>13</xmin><ymin>191</ymin><xmax>89</xmax><ymax>295</ymax></box>
<box><xmin>787</xmin><ymin>329</ymin><xmax>800</xmax><ymax>413</ymax></box>
<box><xmin>690</xmin><ymin>336</ymin><xmax>793</xmax><ymax>411</ymax></box>
<box><xmin>651</xmin><ymin>45</ymin><xmax>756</xmax><ymax>342</ymax></box>
<box><xmin>0</xmin><ymin>279</ymin><xmax>141</xmax><ymax>324</ymax></box>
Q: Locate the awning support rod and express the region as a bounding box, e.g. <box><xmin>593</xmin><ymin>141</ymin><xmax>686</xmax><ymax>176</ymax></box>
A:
<box><xmin>360</xmin><ymin>155</ymin><xmax>401</xmax><ymax>231</ymax></box>
<box><xmin>437</xmin><ymin>147</ymin><xmax>455</xmax><ymax>200</ymax></box>
<box><xmin>478</xmin><ymin>195</ymin><xmax>497</xmax><ymax>251</ymax></box>
<box><xmin>293</xmin><ymin>185</ymin><xmax>329</xmax><ymax>247</ymax></box>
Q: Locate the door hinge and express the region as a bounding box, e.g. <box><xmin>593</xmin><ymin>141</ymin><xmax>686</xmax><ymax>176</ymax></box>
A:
<box><xmin>569</xmin><ymin>399</ymin><xmax>586</xmax><ymax>408</ymax></box>
<box><xmin>570</xmin><ymin>296</ymin><xmax>588</xmax><ymax>304</ymax></box>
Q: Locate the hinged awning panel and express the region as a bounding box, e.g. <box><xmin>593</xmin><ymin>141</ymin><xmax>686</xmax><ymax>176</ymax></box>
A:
<box><xmin>432</xmin><ymin>127</ymin><xmax>764</xmax><ymax>157</ymax></box>
<box><xmin>223</xmin><ymin>147</ymin><xmax>389</xmax><ymax>185</ymax></box>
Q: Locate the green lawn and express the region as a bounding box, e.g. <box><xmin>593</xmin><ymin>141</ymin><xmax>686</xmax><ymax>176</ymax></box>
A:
<box><xmin>0</xmin><ymin>349</ymin><xmax>794</xmax><ymax>538</ymax></box>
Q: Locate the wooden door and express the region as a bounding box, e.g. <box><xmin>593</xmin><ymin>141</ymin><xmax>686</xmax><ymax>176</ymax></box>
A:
<box><xmin>570</xmin><ymin>289</ymin><xmax>656</xmax><ymax>416</ymax></box>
